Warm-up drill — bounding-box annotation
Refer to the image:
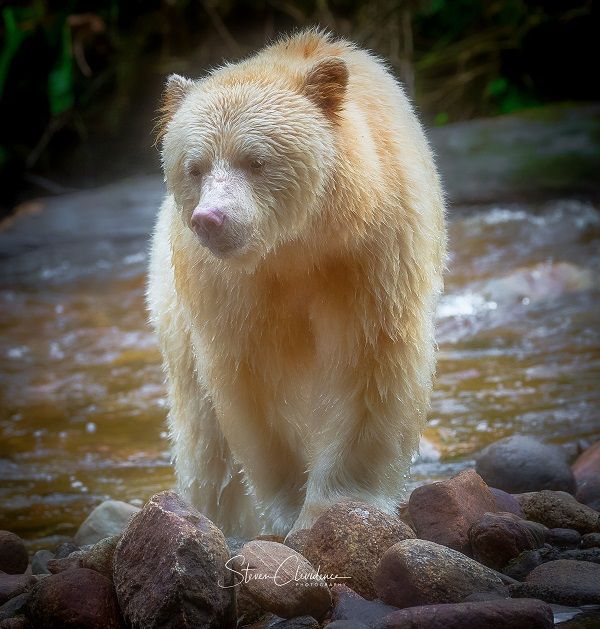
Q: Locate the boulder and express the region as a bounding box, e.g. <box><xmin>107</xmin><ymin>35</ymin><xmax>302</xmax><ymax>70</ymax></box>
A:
<box><xmin>0</xmin><ymin>593</ymin><xmax>29</xmax><ymax>622</ymax></box>
<box><xmin>81</xmin><ymin>535</ymin><xmax>119</xmax><ymax>579</ymax></box>
<box><xmin>510</xmin><ymin>559</ymin><xmax>600</xmax><ymax>606</ymax></box>
<box><xmin>545</xmin><ymin>528</ymin><xmax>581</xmax><ymax>549</ymax></box>
<box><xmin>74</xmin><ymin>500</ymin><xmax>140</xmax><ymax>546</ymax></box>
<box><xmin>581</xmin><ymin>533</ymin><xmax>600</xmax><ymax>549</ymax></box>
<box><xmin>374</xmin><ymin>539</ymin><xmax>506</xmax><ymax>608</ymax></box>
<box><xmin>572</xmin><ymin>441</ymin><xmax>600</xmax><ymax>510</ymax></box>
<box><xmin>0</xmin><ymin>575</ymin><xmax>36</xmax><ymax>606</ymax></box>
<box><xmin>284</xmin><ymin>529</ymin><xmax>311</xmax><ymax>557</ymax></box>
<box><xmin>408</xmin><ymin>469</ymin><xmax>497</xmax><ymax>555</ymax></box>
<box><xmin>489</xmin><ymin>488</ymin><xmax>524</xmax><ymax>517</ymax></box>
<box><xmin>25</xmin><ymin>568</ymin><xmax>123</xmax><ymax>628</ymax></box>
<box><xmin>303</xmin><ymin>501</ymin><xmax>414</xmax><ymax>599</ymax></box>
<box><xmin>232</xmin><ymin>540</ymin><xmax>331</xmax><ymax>620</ymax></box>
<box><xmin>468</xmin><ymin>512</ymin><xmax>542</xmax><ymax>570</ymax></box>
<box><xmin>113</xmin><ymin>491</ymin><xmax>234</xmax><ymax>628</ymax></box>
<box><xmin>30</xmin><ymin>551</ymin><xmax>54</xmax><ymax>576</ymax></box>
<box><xmin>516</xmin><ymin>490</ymin><xmax>600</xmax><ymax>533</ymax></box>
<box><xmin>372</xmin><ymin>598</ymin><xmax>553</xmax><ymax>629</ymax></box>
<box><xmin>503</xmin><ymin>546</ymin><xmax>600</xmax><ymax>581</ymax></box>
<box><xmin>0</xmin><ymin>534</ymin><xmax>28</xmax><ymax>575</ymax></box>
<box><xmin>330</xmin><ymin>584</ymin><xmax>399</xmax><ymax>625</ymax></box>
<box><xmin>475</xmin><ymin>436</ymin><xmax>576</xmax><ymax>494</ymax></box>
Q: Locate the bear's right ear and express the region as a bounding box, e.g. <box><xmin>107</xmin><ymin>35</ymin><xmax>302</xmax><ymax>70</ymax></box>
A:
<box><xmin>154</xmin><ymin>74</ymin><xmax>194</xmax><ymax>146</ymax></box>
<box><xmin>303</xmin><ymin>57</ymin><xmax>348</xmax><ymax>122</ymax></box>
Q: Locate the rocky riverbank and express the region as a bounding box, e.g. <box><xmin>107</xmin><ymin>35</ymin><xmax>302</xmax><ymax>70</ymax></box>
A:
<box><xmin>1</xmin><ymin>436</ymin><xmax>599</xmax><ymax>628</ymax></box>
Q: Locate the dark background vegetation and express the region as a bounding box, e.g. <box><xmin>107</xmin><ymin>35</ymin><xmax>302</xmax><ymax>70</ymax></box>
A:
<box><xmin>0</xmin><ymin>0</ymin><xmax>597</xmax><ymax>215</ymax></box>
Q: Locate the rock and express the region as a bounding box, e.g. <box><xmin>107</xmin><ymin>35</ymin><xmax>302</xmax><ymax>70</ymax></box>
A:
<box><xmin>516</xmin><ymin>490</ymin><xmax>600</xmax><ymax>533</ymax></box>
<box><xmin>226</xmin><ymin>536</ymin><xmax>248</xmax><ymax>556</ymax></box>
<box><xmin>330</xmin><ymin>584</ymin><xmax>399</xmax><ymax>625</ymax></box>
<box><xmin>374</xmin><ymin>539</ymin><xmax>506</xmax><ymax>608</ymax></box>
<box><xmin>572</xmin><ymin>441</ymin><xmax>600</xmax><ymax>510</ymax></box>
<box><xmin>284</xmin><ymin>529</ymin><xmax>311</xmax><ymax>557</ymax></box>
<box><xmin>0</xmin><ymin>534</ymin><xmax>28</xmax><ymax>575</ymax></box>
<box><xmin>236</xmin><ymin>586</ymin><xmax>264</xmax><ymax>625</ymax></box>
<box><xmin>503</xmin><ymin>546</ymin><xmax>600</xmax><ymax>580</ymax></box>
<box><xmin>81</xmin><ymin>535</ymin><xmax>119</xmax><ymax>579</ymax></box>
<box><xmin>232</xmin><ymin>540</ymin><xmax>331</xmax><ymax>620</ymax></box>
<box><xmin>510</xmin><ymin>559</ymin><xmax>600</xmax><ymax>606</ymax></box>
<box><xmin>326</xmin><ymin>622</ymin><xmax>369</xmax><ymax>629</ymax></box>
<box><xmin>26</xmin><ymin>568</ymin><xmax>123</xmax><ymax>628</ymax></box>
<box><xmin>408</xmin><ymin>469</ymin><xmax>498</xmax><ymax>555</ymax></box>
<box><xmin>303</xmin><ymin>501</ymin><xmax>414</xmax><ymax>600</ymax></box>
<box><xmin>270</xmin><ymin>616</ymin><xmax>320</xmax><ymax>628</ymax></box>
<box><xmin>54</xmin><ymin>542</ymin><xmax>80</xmax><ymax>559</ymax></box>
<box><xmin>468</xmin><ymin>512</ymin><xmax>543</xmax><ymax>570</ymax></box>
<box><xmin>47</xmin><ymin>551</ymin><xmax>84</xmax><ymax>574</ymax></box>
<box><xmin>0</xmin><ymin>617</ymin><xmax>30</xmax><ymax>629</ymax></box>
<box><xmin>113</xmin><ymin>490</ymin><xmax>234</xmax><ymax>628</ymax></box>
<box><xmin>74</xmin><ymin>500</ymin><xmax>140</xmax><ymax>546</ymax></box>
<box><xmin>0</xmin><ymin>593</ymin><xmax>29</xmax><ymax>621</ymax></box>
<box><xmin>489</xmin><ymin>488</ymin><xmax>524</xmax><ymax>517</ymax></box>
<box><xmin>255</xmin><ymin>534</ymin><xmax>285</xmax><ymax>544</ymax></box>
<box><xmin>372</xmin><ymin>598</ymin><xmax>554</xmax><ymax>629</ymax></box>
<box><xmin>545</xmin><ymin>528</ymin><xmax>581</xmax><ymax>549</ymax></box>
<box><xmin>581</xmin><ymin>532</ymin><xmax>600</xmax><ymax>548</ymax></box>
<box><xmin>0</xmin><ymin>574</ymin><xmax>36</xmax><ymax>606</ymax></box>
<box><xmin>30</xmin><ymin>550</ymin><xmax>54</xmax><ymax>575</ymax></box>
<box><xmin>475</xmin><ymin>436</ymin><xmax>576</xmax><ymax>494</ymax></box>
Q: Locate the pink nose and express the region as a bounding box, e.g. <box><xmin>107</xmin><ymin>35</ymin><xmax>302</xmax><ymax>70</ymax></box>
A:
<box><xmin>191</xmin><ymin>208</ymin><xmax>225</xmax><ymax>237</ymax></box>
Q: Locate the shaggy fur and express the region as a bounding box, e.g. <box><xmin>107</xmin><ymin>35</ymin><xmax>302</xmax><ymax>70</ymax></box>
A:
<box><xmin>147</xmin><ymin>29</ymin><xmax>446</xmax><ymax>537</ymax></box>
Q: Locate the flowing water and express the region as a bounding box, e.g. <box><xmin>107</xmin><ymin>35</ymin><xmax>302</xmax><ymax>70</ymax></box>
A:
<box><xmin>0</xmin><ymin>177</ymin><xmax>599</xmax><ymax>549</ymax></box>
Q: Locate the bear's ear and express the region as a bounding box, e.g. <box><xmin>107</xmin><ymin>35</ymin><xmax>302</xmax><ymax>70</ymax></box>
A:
<box><xmin>154</xmin><ymin>74</ymin><xmax>194</xmax><ymax>146</ymax></box>
<box><xmin>303</xmin><ymin>57</ymin><xmax>348</xmax><ymax>121</ymax></box>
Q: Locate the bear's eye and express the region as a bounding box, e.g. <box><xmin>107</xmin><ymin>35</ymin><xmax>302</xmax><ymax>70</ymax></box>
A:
<box><xmin>188</xmin><ymin>164</ymin><xmax>205</xmax><ymax>179</ymax></box>
<box><xmin>249</xmin><ymin>158</ymin><xmax>265</xmax><ymax>171</ymax></box>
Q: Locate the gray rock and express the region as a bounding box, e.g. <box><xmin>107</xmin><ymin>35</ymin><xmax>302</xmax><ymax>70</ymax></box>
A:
<box><xmin>489</xmin><ymin>488</ymin><xmax>524</xmax><ymax>517</ymax></box>
<box><xmin>581</xmin><ymin>533</ymin><xmax>600</xmax><ymax>549</ymax></box>
<box><xmin>232</xmin><ymin>540</ymin><xmax>331</xmax><ymax>621</ymax></box>
<box><xmin>113</xmin><ymin>490</ymin><xmax>234</xmax><ymax>629</ymax></box>
<box><xmin>372</xmin><ymin>598</ymin><xmax>554</xmax><ymax>629</ymax></box>
<box><xmin>509</xmin><ymin>559</ymin><xmax>600</xmax><ymax>606</ymax></box>
<box><xmin>545</xmin><ymin>528</ymin><xmax>581</xmax><ymax>549</ymax></box>
<box><xmin>503</xmin><ymin>546</ymin><xmax>600</xmax><ymax>580</ymax></box>
<box><xmin>270</xmin><ymin>616</ymin><xmax>320</xmax><ymax>628</ymax></box>
<box><xmin>374</xmin><ymin>539</ymin><xmax>506</xmax><ymax>608</ymax></box>
<box><xmin>326</xmin><ymin>622</ymin><xmax>369</xmax><ymax>629</ymax></box>
<box><xmin>516</xmin><ymin>491</ymin><xmax>600</xmax><ymax>533</ymax></box>
<box><xmin>0</xmin><ymin>533</ymin><xmax>28</xmax><ymax>575</ymax></box>
<box><xmin>30</xmin><ymin>551</ymin><xmax>54</xmax><ymax>576</ymax></box>
<box><xmin>330</xmin><ymin>583</ymin><xmax>399</xmax><ymax>625</ymax></box>
<box><xmin>81</xmin><ymin>535</ymin><xmax>119</xmax><ymax>579</ymax></box>
<box><xmin>0</xmin><ymin>574</ymin><xmax>36</xmax><ymax>606</ymax></box>
<box><xmin>74</xmin><ymin>500</ymin><xmax>140</xmax><ymax>546</ymax></box>
<box><xmin>476</xmin><ymin>436</ymin><xmax>576</xmax><ymax>494</ymax></box>
<box><xmin>0</xmin><ymin>593</ymin><xmax>29</xmax><ymax>621</ymax></box>
<box><xmin>54</xmin><ymin>543</ymin><xmax>80</xmax><ymax>559</ymax></box>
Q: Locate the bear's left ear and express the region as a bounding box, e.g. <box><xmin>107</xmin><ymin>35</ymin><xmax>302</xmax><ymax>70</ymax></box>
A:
<box><xmin>154</xmin><ymin>74</ymin><xmax>195</xmax><ymax>146</ymax></box>
<box><xmin>303</xmin><ymin>57</ymin><xmax>348</xmax><ymax>121</ymax></box>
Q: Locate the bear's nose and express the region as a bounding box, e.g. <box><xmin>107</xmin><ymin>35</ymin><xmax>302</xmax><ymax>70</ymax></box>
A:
<box><xmin>191</xmin><ymin>208</ymin><xmax>225</xmax><ymax>238</ymax></box>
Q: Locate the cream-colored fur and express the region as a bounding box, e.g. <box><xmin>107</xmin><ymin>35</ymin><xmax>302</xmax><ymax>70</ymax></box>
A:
<box><xmin>147</xmin><ymin>29</ymin><xmax>446</xmax><ymax>537</ymax></box>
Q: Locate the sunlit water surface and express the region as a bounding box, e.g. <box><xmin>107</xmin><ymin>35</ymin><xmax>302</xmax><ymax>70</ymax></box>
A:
<box><xmin>0</xmin><ymin>188</ymin><xmax>599</xmax><ymax>548</ymax></box>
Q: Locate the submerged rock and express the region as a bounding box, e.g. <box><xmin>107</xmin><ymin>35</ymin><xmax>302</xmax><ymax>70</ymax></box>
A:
<box><xmin>372</xmin><ymin>598</ymin><xmax>554</xmax><ymax>629</ymax></box>
<box><xmin>303</xmin><ymin>501</ymin><xmax>415</xmax><ymax>600</ymax></box>
<box><xmin>74</xmin><ymin>500</ymin><xmax>140</xmax><ymax>546</ymax></box>
<box><xmin>408</xmin><ymin>469</ymin><xmax>497</xmax><ymax>555</ymax></box>
<box><xmin>509</xmin><ymin>559</ymin><xmax>600</xmax><ymax>606</ymax></box>
<box><xmin>232</xmin><ymin>540</ymin><xmax>331</xmax><ymax>620</ymax></box>
<box><xmin>516</xmin><ymin>490</ymin><xmax>600</xmax><ymax>533</ymax></box>
<box><xmin>572</xmin><ymin>441</ymin><xmax>600</xmax><ymax>511</ymax></box>
<box><xmin>475</xmin><ymin>436</ymin><xmax>576</xmax><ymax>494</ymax></box>
<box><xmin>0</xmin><ymin>533</ymin><xmax>28</xmax><ymax>576</ymax></box>
<box><xmin>25</xmin><ymin>568</ymin><xmax>123</xmax><ymax>629</ymax></box>
<box><xmin>374</xmin><ymin>539</ymin><xmax>506</xmax><ymax>608</ymax></box>
<box><xmin>113</xmin><ymin>490</ymin><xmax>234</xmax><ymax>629</ymax></box>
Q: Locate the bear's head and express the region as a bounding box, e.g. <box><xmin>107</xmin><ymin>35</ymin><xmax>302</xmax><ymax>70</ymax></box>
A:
<box><xmin>157</xmin><ymin>56</ymin><xmax>348</xmax><ymax>266</ymax></box>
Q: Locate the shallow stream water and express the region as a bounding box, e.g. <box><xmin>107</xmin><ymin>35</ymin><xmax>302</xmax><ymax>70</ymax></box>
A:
<box><xmin>0</xmin><ymin>179</ymin><xmax>598</xmax><ymax>548</ymax></box>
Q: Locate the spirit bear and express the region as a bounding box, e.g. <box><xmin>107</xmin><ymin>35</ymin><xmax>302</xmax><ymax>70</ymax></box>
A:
<box><xmin>147</xmin><ymin>29</ymin><xmax>446</xmax><ymax>537</ymax></box>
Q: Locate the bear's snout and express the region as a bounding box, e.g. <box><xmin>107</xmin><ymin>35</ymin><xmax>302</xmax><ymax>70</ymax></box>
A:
<box><xmin>191</xmin><ymin>207</ymin><xmax>226</xmax><ymax>240</ymax></box>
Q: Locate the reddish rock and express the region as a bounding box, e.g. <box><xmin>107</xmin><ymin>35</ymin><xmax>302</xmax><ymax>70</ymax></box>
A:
<box><xmin>490</xmin><ymin>488</ymin><xmax>524</xmax><ymax>517</ymax></box>
<box><xmin>26</xmin><ymin>568</ymin><xmax>123</xmax><ymax>629</ymax></box>
<box><xmin>374</xmin><ymin>539</ymin><xmax>506</xmax><ymax>608</ymax></box>
<box><xmin>469</xmin><ymin>512</ymin><xmax>542</xmax><ymax>570</ymax></box>
<box><xmin>232</xmin><ymin>540</ymin><xmax>331</xmax><ymax>620</ymax></box>
<box><xmin>516</xmin><ymin>490</ymin><xmax>600</xmax><ymax>533</ymax></box>
<box><xmin>510</xmin><ymin>559</ymin><xmax>600</xmax><ymax>606</ymax></box>
<box><xmin>408</xmin><ymin>469</ymin><xmax>498</xmax><ymax>555</ymax></box>
<box><xmin>330</xmin><ymin>584</ymin><xmax>399</xmax><ymax>625</ymax></box>
<box><xmin>284</xmin><ymin>529</ymin><xmax>311</xmax><ymax>557</ymax></box>
<box><xmin>47</xmin><ymin>552</ymin><xmax>84</xmax><ymax>574</ymax></box>
<box><xmin>572</xmin><ymin>441</ymin><xmax>600</xmax><ymax>510</ymax></box>
<box><xmin>475</xmin><ymin>436</ymin><xmax>576</xmax><ymax>494</ymax></box>
<box><xmin>0</xmin><ymin>533</ymin><xmax>28</xmax><ymax>575</ymax></box>
<box><xmin>303</xmin><ymin>501</ymin><xmax>415</xmax><ymax>599</ymax></box>
<box><xmin>113</xmin><ymin>490</ymin><xmax>234</xmax><ymax>629</ymax></box>
<box><xmin>373</xmin><ymin>598</ymin><xmax>554</xmax><ymax>629</ymax></box>
<box><xmin>0</xmin><ymin>574</ymin><xmax>36</xmax><ymax>606</ymax></box>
